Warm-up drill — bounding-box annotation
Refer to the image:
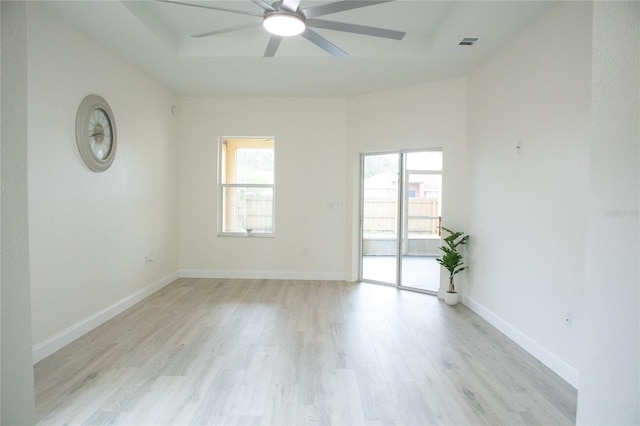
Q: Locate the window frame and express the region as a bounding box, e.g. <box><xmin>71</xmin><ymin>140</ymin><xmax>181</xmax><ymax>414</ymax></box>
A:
<box><xmin>218</xmin><ymin>136</ymin><xmax>276</xmax><ymax>237</ymax></box>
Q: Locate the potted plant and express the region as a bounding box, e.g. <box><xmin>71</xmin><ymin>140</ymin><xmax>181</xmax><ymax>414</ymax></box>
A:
<box><xmin>436</xmin><ymin>227</ymin><xmax>469</xmax><ymax>305</ymax></box>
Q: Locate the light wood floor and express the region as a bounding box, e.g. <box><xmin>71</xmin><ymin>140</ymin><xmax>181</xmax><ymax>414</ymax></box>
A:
<box><xmin>35</xmin><ymin>278</ymin><xmax>577</xmax><ymax>425</ymax></box>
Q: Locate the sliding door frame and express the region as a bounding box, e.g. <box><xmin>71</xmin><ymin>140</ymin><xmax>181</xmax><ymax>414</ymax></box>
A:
<box><xmin>359</xmin><ymin>148</ymin><xmax>443</xmax><ymax>295</ymax></box>
<box><xmin>358</xmin><ymin>151</ymin><xmax>402</xmax><ymax>287</ymax></box>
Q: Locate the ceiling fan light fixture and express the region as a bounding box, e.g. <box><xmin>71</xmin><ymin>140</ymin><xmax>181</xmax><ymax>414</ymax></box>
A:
<box><xmin>263</xmin><ymin>13</ymin><xmax>305</xmax><ymax>37</ymax></box>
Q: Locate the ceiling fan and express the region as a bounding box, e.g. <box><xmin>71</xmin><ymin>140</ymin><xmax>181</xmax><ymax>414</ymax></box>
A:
<box><xmin>158</xmin><ymin>0</ymin><xmax>406</xmax><ymax>57</ymax></box>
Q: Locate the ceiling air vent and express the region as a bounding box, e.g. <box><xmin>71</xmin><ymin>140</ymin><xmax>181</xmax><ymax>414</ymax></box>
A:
<box><xmin>459</xmin><ymin>37</ymin><xmax>479</xmax><ymax>46</ymax></box>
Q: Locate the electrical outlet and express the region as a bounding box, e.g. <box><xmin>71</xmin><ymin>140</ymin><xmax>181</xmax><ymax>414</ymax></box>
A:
<box><xmin>564</xmin><ymin>312</ymin><xmax>573</xmax><ymax>329</ymax></box>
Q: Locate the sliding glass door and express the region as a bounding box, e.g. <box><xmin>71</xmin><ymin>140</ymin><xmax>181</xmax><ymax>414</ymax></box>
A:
<box><xmin>360</xmin><ymin>150</ymin><xmax>442</xmax><ymax>294</ymax></box>
<box><xmin>360</xmin><ymin>153</ymin><xmax>400</xmax><ymax>285</ymax></box>
<box><xmin>399</xmin><ymin>151</ymin><xmax>442</xmax><ymax>292</ymax></box>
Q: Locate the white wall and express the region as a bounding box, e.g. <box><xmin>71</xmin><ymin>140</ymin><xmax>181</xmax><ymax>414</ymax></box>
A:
<box><xmin>179</xmin><ymin>80</ymin><xmax>467</xmax><ymax>285</ymax></box>
<box><xmin>346</xmin><ymin>78</ymin><xmax>468</xmax><ymax>290</ymax></box>
<box><xmin>466</xmin><ymin>2</ymin><xmax>593</xmax><ymax>386</ymax></box>
<box><xmin>577</xmin><ymin>2</ymin><xmax>639</xmax><ymax>423</ymax></box>
<box><xmin>27</xmin><ymin>4</ymin><xmax>180</xmax><ymax>361</ymax></box>
<box><xmin>1</xmin><ymin>1</ymin><xmax>36</xmax><ymax>423</ymax></box>
<box><xmin>179</xmin><ymin>97</ymin><xmax>349</xmax><ymax>280</ymax></box>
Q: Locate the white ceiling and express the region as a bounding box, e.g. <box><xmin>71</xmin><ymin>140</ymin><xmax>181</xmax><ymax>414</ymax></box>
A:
<box><xmin>40</xmin><ymin>0</ymin><xmax>556</xmax><ymax>97</ymax></box>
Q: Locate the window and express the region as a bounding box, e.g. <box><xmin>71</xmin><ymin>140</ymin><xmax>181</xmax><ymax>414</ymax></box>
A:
<box><xmin>219</xmin><ymin>137</ymin><xmax>275</xmax><ymax>236</ymax></box>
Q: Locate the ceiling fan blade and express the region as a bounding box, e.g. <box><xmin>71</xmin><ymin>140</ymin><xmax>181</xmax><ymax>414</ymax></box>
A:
<box><xmin>251</xmin><ymin>0</ymin><xmax>276</xmax><ymax>12</ymax></box>
<box><xmin>264</xmin><ymin>35</ymin><xmax>283</xmax><ymax>57</ymax></box>
<box><xmin>301</xmin><ymin>28</ymin><xmax>348</xmax><ymax>57</ymax></box>
<box><xmin>306</xmin><ymin>18</ymin><xmax>405</xmax><ymax>40</ymax></box>
<box><xmin>192</xmin><ymin>23</ymin><xmax>262</xmax><ymax>38</ymax></box>
<box><xmin>156</xmin><ymin>0</ymin><xmax>262</xmax><ymax>17</ymax></box>
<box><xmin>301</xmin><ymin>0</ymin><xmax>393</xmax><ymax>19</ymax></box>
<box><xmin>280</xmin><ymin>0</ymin><xmax>302</xmax><ymax>13</ymax></box>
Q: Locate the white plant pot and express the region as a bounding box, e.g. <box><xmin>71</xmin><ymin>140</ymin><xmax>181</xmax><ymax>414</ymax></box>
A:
<box><xmin>444</xmin><ymin>291</ymin><xmax>459</xmax><ymax>306</ymax></box>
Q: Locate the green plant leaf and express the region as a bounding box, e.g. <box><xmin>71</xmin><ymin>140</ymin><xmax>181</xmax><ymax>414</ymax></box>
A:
<box><xmin>437</xmin><ymin>227</ymin><xmax>469</xmax><ymax>280</ymax></box>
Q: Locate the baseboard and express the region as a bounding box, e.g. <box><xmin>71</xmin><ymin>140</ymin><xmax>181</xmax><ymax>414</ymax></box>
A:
<box><xmin>179</xmin><ymin>269</ymin><xmax>352</xmax><ymax>282</ymax></box>
<box><xmin>464</xmin><ymin>296</ymin><xmax>580</xmax><ymax>388</ymax></box>
<box><xmin>32</xmin><ymin>271</ymin><xmax>180</xmax><ymax>364</ymax></box>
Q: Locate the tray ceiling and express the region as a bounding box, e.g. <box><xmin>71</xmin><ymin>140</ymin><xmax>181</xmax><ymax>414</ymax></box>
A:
<box><xmin>40</xmin><ymin>1</ymin><xmax>556</xmax><ymax>96</ymax></box>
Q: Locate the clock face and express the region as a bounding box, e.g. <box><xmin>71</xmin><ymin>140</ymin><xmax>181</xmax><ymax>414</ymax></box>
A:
<box><xmin>88</xmin><ymin>108</ymin><xmax>113</xmax><ymax>161</ymax></box>
<box><xmin>76</xmin><ymin>95</ymin><xmax>117</xmax><ymax>172</ymax></box>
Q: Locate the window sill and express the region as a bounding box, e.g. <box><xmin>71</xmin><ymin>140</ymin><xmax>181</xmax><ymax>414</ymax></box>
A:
<box><xmin>218</xmin><ymin>233</ymin><xmax>275</xmax><ymax>238</ymax></box>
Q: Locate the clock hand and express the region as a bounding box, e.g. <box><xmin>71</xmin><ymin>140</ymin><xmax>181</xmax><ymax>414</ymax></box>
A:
<box><xmin>90</xmin><ymin>131</ymin><xmax>104</xmax><ymax>138</ymax></box>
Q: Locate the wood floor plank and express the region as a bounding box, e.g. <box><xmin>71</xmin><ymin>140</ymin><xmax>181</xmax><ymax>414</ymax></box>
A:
<box><xmin>387</xmin><ymin>380</ymin><xmax>437</xmax><ymax>425</ymax></box>
<box><xmin>260</xmin><ymin>383</ymin><xmax>303</xmax><ymax>425</ymax></box>
<box><xmin>231</xmin><ymin>345</ymin><xmax>280</xmax><ymax>416</ymax></box>
<box><xmin>327</xmin><ymin>369</ymin><xmax>366</xmax><ymax>425</ymax></box>
<box><xmin>34</xmin><ymin>278</ymin><xmax>577</xmax><ymax>425</ymax></box>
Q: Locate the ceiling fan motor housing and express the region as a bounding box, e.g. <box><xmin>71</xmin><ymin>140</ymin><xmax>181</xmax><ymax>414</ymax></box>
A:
<box><xmin>263</xmin><ymin>9</ymin><xmax>306</xmax><ymax>36</ymax></box>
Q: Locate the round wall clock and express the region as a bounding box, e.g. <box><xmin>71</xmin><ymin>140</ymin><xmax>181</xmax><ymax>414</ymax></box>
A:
<box><xmin>75</xmin><ymin>94</ymin><xmax>117</xmax><ymax>172</ymax></box>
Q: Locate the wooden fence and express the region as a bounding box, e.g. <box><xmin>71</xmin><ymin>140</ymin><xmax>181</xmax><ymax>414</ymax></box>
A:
<box><xmin>241</xmin><ymin>196</ymin><xmax>273</xmax><ymax>232</ymax></box>
<box><xmin>239</xmin><ymin>197</ymin><xmax>439</xmax><ymax>236</ymax></box>
<box><xmin>363</xmin><ymin>199</ymin><xmax>440</xmax><ymax>236</ymax></box>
